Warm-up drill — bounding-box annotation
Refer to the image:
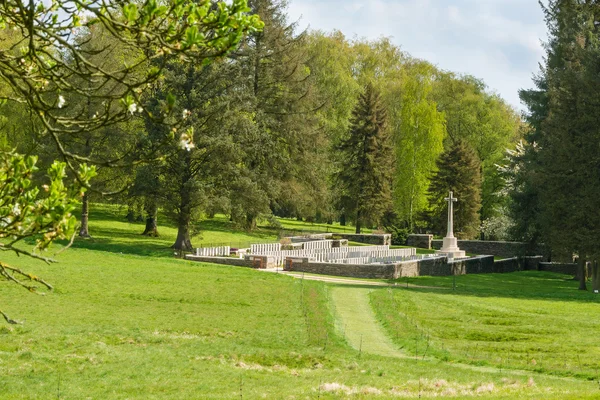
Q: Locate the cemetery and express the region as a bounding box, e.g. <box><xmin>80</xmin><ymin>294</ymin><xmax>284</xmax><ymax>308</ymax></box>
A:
<box><xmin>3</xmin><ymin>0</ymin><xmax>600</xmax><ymax>398</ymax></box>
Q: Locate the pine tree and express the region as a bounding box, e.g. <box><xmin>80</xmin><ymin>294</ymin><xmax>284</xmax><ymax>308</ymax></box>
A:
<box><xmin>336</xmin><ymin>83</ymin><xmax>394</xmax><ymax>233</ymax></box>
<box><xmin>516</xmin><ymin>0</ymin><xmax>600</xmax><ymax>262</ymax></box>
<box><xmin>427</xmin><ymin>140</ymin><xmax>482</xmax><ymax>239</ymax></box>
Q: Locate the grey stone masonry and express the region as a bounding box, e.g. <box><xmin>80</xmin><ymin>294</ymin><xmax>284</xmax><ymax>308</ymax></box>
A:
<box><xmin>185</xmin><ymin>255</ymin><xmax>250</xmax><ymax>267</ymax></box>
<box><xmin>407</xmin><ymin>234</ymin><xmax>433</xmax><ymax>249</ymax></box>
<box><xmin>431</xmin><ymin>239</ymin><xmax>549</xmax><ymax>259</ymax></box>
<box><xmin>335</xmin><ymin>233</ymin><xmax>392</xmax><ymax>246</ymax></box>
<box><xmin>538</xmin><ymin>262</ymin><xmax>577</xmax><ymax>275</ymax></box>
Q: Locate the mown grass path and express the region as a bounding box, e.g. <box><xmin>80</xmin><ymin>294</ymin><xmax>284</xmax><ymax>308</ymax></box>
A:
<box><xmin>330</xmin><ymin>286</ymin><xmax>406</xmax><ymax>358</ymax></box>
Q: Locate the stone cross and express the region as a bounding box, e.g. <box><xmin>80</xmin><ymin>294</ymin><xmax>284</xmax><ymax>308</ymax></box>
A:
<box><xmin>445</xmin><ymin>191</ymin><xmax>457</xmax><ymax>238</ymax></box>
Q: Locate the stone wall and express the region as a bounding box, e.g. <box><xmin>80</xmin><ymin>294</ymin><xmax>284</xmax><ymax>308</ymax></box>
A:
<box><xmin>451</xmin><ymin>256</ymin><xmax>495</xmax><ymax>274</ymax></box>
<box><xmin>185</xmin><ymin>255</ymin><xmax>251</xmax><ymax>268</ymax></box>
<box><xmin>185</xmin><ymin>255</ymin><xmax>277</xmax><ymax>269</ymax></box>
<box><xmin>407</xmin><ymin>234</ymin><xmax>433</xmax><ymax>249</ymax></box>
<box><xmin>283</xmin><ymin>256</ymin><xmax>500</xmax><ymax>279</ymax></box>
<box><xmin>538</xmin><ymin>262</ymin><xmax>577</xmax><ymax>275</ymax></box>
<box><xmin>335</xmin><ymin>233</ymin><xmax>392</xmax><ymax>246</ymax></box>
<box><xmin>492</xmin><ymin>257</ymin><xmax>520</xmax><ymax>273</ymax></box>
<box><xmin>284</xmin><ymin>257</ymin><xmax>400</xmax><ymax>279</ymax></box>
<box><xmin>431</xmin><ymin>239</ymin><xmax>549</xmax><ymax>259</ymax></box>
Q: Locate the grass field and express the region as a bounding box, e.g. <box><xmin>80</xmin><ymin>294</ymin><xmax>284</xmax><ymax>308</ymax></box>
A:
<box><xmin>0</xmin><ymin>204</ymin><xmax>599</xmax><ymax>398</ymax></box>
<box><xmin>372</xmin><ymin>273</ymin><xmax>600</xmax><ymax>382</ymax></box>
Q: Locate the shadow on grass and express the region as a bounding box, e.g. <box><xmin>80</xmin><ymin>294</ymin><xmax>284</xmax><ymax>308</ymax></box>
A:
<box><xmin>386</xmin><ymin>271</ymin><xmax>599</xmax><ymax>304</ymax></box>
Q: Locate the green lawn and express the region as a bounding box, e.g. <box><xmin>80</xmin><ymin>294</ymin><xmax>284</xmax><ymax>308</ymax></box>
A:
<box><xmin>0</xmin><ymin>205</ymin><xmax>599</xmax><ymax>398</ymax></box>
<box><xmin>76</xmin><ymin>203</ymin><xmax>366</xmax><ymax>255</ymax></box>
<box><xmin>372</xmin><ymin>272</ymin><xmax>600</xmax><ymax>382</ymax></box>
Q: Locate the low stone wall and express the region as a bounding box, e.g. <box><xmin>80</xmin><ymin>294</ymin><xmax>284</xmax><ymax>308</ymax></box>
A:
<box><xmin>185</xmin><ymin>255</ymin><xmax>251</xmax><ymax>268</ymax></box>
<box><xmin>407</xmin><ymin>234</ymin><xmax>433</xmax><ymax>249</ymax></box>
<box><xmin>493</xmin><ymin>257</ymin><xmax>520</xmax><ymax>273</ymax></box>
<box><xmin>335</xmin><ymin>233</ymin><xmax>392</xmax><ymax>246</ymax></box>
<box><xmin>539</xmin><ymin>262</ymin><xmax>577</xmax><ymax>275</ymax></box>
<box><xmin>522</xmin><ymin>256</ymin><xmax>544</xmax><ymax>271</ymax></box>
<box><xmin>451</xmin><ymin>256</ymin><xmax>495</xmax><ymax>274</ymax></box>
<box><xmin>431</xmin><ymin>239</ymin><xmax>549</xmax><ymax>259</ymax></box>
<box><xmin>185</xmin><ymin>255</ymin><xmax>278</xmax><ymax>269</ymax></box>
<box><xmin>284</xmin><ymin>257</ymin><xmax>400</xmax><ymax>279</ymax></box>
<box><xmin>416</xmin><ymin>257</ymin><xmax>453</xmax><ymax>276</ymax></box>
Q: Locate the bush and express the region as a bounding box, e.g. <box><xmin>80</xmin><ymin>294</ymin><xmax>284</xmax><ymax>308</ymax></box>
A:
<box><xmin>388</xmin><ymin>226</ymin><xmax>410</xmax><ymax>246</ymax></box>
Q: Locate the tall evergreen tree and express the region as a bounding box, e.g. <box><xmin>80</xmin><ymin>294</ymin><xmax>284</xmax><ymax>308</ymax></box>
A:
<box><xmin>233</xmin><ymin>0</ymin><xmax>324</xmax><ymax>229</ymax></box>
<box><xmin>336</xmin><ymin>83</ymin><xmax>394</xmax><ymax>233</ymax></box>
<box><xmin>516</xmin><ymin>0</ymin><xmax>600</xmax><ymax>262</ymax></box>
<box><xmin>427</xmin><ymin>140</ymin><xmax>482</xmax><ymax>239</ymax></box>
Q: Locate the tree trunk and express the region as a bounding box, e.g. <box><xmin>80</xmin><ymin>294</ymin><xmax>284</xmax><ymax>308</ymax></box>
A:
<box><xmin>173</xmin><ymin>222</ymin><xmax>193</xmax><ymax>252</ymax></box>
<box><xmin>172</xmin><ymin>172</ymin><xmax>193</xmax><ymax>251</ymax></box>
<box><xmin>126</xmin><ymin>204</ymin><xmax>135</xmax><ymax>223</ymax></box>
<box><xmin>578</xmin><ymin>256</ymin><xmax>587</xmax><ymax>291</ymax></box>
<box><xmin>79</xmin><ymin>193</ymin><xmax>91</xmax><ymax>238</ymax></box>
<box><xmin>592</xmin><ymin>260</ymin><xmax>599</xmax><ymax>293</ymax></box>
<box><xmin>355</xmin><ymin>210</ymin><xmax>362</xmax><ymax>234</ymax></box>
<box><xmin>340</xmin><ymin>214</ymin><xmax>346</xmax><ymax>226</ymax></box>
<box><xmin>141</xmin><ymin>203</ymin><xmax>159</xmax><ymax>237</ymax></box>
<box><xmin>246</xmin><ymin>213</ymin><xmax>257</xmax><ymax>230</ymax></box>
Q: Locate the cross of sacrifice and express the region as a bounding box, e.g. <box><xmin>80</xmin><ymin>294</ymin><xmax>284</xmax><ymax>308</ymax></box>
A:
<box><xmin>445</xmin><ymin>191</ymin><xmax>457</xmax><ymax>238</ymax></box>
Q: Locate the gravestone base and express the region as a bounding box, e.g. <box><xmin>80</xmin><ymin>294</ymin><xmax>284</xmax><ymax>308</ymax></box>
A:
<box><xmin>436</xmin><ymin>236</ymin><xmax>466</xmax><ymax>259</ymax></box>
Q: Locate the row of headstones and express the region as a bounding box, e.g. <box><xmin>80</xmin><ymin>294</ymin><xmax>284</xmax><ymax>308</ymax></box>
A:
<box><xmin>252</xmin><ymin>246</ymin><xmax>415</xmax><ymax>266</ymax></box>
<box><xmin>302</xmin><ymin>240</ymin><xmax>334</xmax><ymax>250</ymax></box>
<box><xmin>249</xmin><ymin>245</ymin><xmax>393</xmax><ymax>262</ymax></box>
<box><xmin>250</xmin><ymin>243</ymin><xmax>281</xmax><ymax>253</ymax></box>
<box><xmin>315</xmin><ymin>248</ymin><xmax>417</xmax><ymax>263</ymax></box>
<box><xmin>315</xmin><ymin>249</ymin><xmax>416</xmax><ymax>263</ymax></box>
<box><xmin>196</xmin><ymin>246</ymin><xmax>231</xmax><ymax>257</ymax></box>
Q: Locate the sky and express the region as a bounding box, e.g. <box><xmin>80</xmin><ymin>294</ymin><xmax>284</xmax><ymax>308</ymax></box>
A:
<box><xmin>286</xmin><ymin>0</ymin><xmax>549</xmax><ymax>111</ymax></box>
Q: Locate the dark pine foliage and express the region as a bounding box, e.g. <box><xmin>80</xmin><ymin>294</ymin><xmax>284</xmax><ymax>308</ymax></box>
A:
<box><xmin>426</xmin><ymin>140</ymin><xmax>482</xmax><ymax>239</ymax></box>
<box><xmin>336</xmin><ymin>83</ymin><xmax>394</xmax><ymax>233</ymax></box>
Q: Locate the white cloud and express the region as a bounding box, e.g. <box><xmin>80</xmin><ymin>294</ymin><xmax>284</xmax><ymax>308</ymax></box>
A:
<box><xmin>287</xmin><ymin>0</ymin><xmax>549</xmax><ymax>109</ymax></box>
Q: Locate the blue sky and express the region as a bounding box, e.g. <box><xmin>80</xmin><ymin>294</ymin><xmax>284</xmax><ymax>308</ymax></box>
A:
<box><xmin>287</xmin><ymin>0</ymin><xmax>549</xmax><ymax>110</ymax></box>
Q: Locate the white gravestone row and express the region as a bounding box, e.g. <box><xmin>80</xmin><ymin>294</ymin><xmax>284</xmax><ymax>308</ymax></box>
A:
<box><xmin>302</xmin><ymin>240</ymin><xmax>334</xmax><ymax>250</ymax></box>
<box><xmin>196</xmin><ymin>246</ymin><xmax>230</xmax><ymax>257</ymax></box>
<box><xmin>250</xmin><ymin>243</ymin><xmax>282</xmax><ymax>253</ymax></box>
<box><xmin>248</xmin><ymin>242</ymin><xmax>419</xmax><ymax>267</ymax></box>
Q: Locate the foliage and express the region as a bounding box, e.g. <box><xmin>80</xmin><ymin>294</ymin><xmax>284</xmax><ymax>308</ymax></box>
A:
<box><xmin>394</xmin><ymin>61</ymin><xmax>446</xmax><ymax>230</ymax></box>
<box><xmin>432</xmin><ymin>73</ymin><xmax>522</xmax><ymax>223</ymax></box>
<box><xmin>515</xmin><ymin>0</ymin><xmax>600</xmax><ymax>258</ymax></box>
<box><xmin>0</xmin><ymin>0</ymin><xmax>262</xmax><ymax>167</ymax></box>
<box><xmin>426</xmin><ymin>140</ymin><xmax>482</xmax><ymax>239</ymax></box>
<box><xmin>0</xmin><ymin>151</ymin><xmax>95</xmax><ymax>323</ymax></box>
<box><xmin>335</xmin><ymin>83</ymin><xmax>394</xmax><ymax>233</ymax></box>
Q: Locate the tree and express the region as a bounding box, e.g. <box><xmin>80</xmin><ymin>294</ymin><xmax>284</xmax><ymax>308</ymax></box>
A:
<box><xmin>231</xmin><ymin>0</ymin><xmax>325</xmax><ymax>229</ymax></box>
<box><xmin>335</xmin><ymin>83</ymin><xmax>393</xmax><ymax>233</ymax></box>
<box><xmin>394</xmin><ymin>61</ymin><xmax>446</xmax><ymax>230</ymax></box>
<box><xmin>0</xmin><ymin>152</ymin><xmax>95</xmax><ymax>323</ymax></box>
<box><xmin>0</xmin><ymin>0</ymin><xmax>263</xmax><ymax>320</ymax></box>
<box><xmin>432</xmin><ymin>73</ymin><xmax>521</xmax><ymax>226</ymax></box>
<box><xmin>427</xmin><ymin>140</ymin><xmax>482</xmax><ymax>239</ymax></box>
<box><xmin>516</xmin><ymin>0</ymin><xmax>600</xmax><ymax>262</ymax></box>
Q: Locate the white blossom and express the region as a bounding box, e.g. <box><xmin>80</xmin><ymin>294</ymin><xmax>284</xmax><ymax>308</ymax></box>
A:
<box><xmin>179</xmin><ymin>133</ymin><xmax>195</xmax><ymax>151</ymax></box>
<box><xmin>128</xmin><ymin>102</ymin><xmax>138</xmax><ymax>115</ymax></box>
<box><xmin>182</xmin><ymin>109</ymin><xmax>190</xmax><ymax>119</ymax></box>
<box><xmin>57</xmin><ymin>95</ymin><xmax>65</xmax><ymax>108</ymax></box>
<box><xmin>12</xmin><ymin>204</ymin><xmax>20</xmax><ymax>216</ymax></box>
